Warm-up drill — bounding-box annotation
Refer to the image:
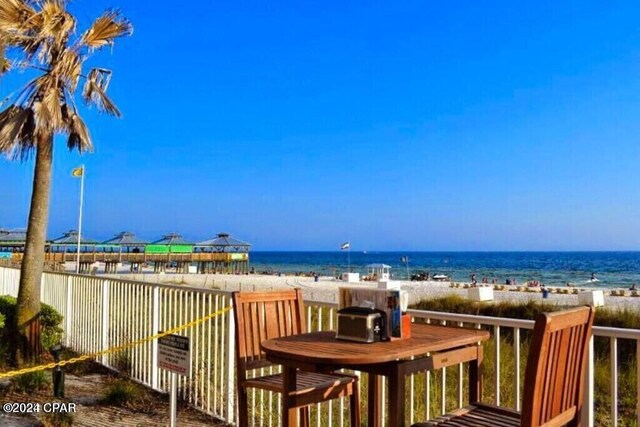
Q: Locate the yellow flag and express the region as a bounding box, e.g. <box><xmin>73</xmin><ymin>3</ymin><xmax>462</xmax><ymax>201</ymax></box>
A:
<box><xmin>71</xmin><ymin>166</ymin><xmax>84</xmax><ymax>178</ymax></box>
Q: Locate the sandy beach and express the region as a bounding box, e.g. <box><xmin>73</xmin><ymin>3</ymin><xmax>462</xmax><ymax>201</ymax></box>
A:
<box><xmin>103</xmin><ymin>271</ymin><xmax>640</xmax><ymax>311</ymax></box>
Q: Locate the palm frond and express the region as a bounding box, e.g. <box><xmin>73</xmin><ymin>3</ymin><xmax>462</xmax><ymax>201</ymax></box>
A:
<box><xmin>52</xmin><ymin>48</ymin><xmax>80</xmax><ymax>90</ymax></box>
<box><xmin>0</xmin><ymin>42</ymin><xmax>6</xmax><ymax>76</ymax></box>
<box><xmin>80</xmin><ymin>9</ymin><xmax>132</xmax><ymax>50</ymax></box>
<box><xmin>38</xmin><ymin>1</ymin><xmax>75</xmax><ymax>42</ymax></box>
<box><xmin>82</xmin><ymin>68</ymin><xmax>121</xmax><ymax>117</ymax></box>
<box><xmin>65</xmin><ymin>111</ymin><xmax>91</xmax><ymax>153</ymax></box>
<box><xmin>0</xmin><ymin>105</ymin><xmax>35</xmax><ymax>159</ymax></box>
<box><xmin>0</xmin><ymin>0</ymin><xmax>36</xmax><ymax>34</ymax></box>
<box><xmin>43</xmin><ymin>86</ymin><xmax>64</xmax><ymax>130</ymax></box>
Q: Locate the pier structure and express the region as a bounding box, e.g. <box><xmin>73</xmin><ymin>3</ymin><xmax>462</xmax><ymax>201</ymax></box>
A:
<box><xmin>49</xmin><ymin>230</ymin><xmax>99</xmax><ymax>273</ymax></box>
<box><xmin>101</xmin><ymin>231</ymin><xmax>149</xmax><ymax>273</ymax></box>
<box><xmin>195</xmin><ymin>233</ymin><xmax>251</xmax><ymax>274</ymax></box>
<box><xmin>0</xmin><ymin>229</ymin><xmax>27</xmax><ymax>253</ymax></box>
<box><xmin>147</xmin><ymin>233</ymin><xmax>193</xmax><ymax>273</ymax></box>
<box><xmin>0</xmin><ymin>228</ymin><xmax>251</xmax><ymax>274</ymax></box>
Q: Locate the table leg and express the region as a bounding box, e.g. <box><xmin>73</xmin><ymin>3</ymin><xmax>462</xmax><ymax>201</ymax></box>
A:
<box><xmin>283</xmin><ymin>366</ymin><xmax>299</xmax><ymax>427</ymax></box>
<box><xmin>388</xmin><ymin>365</ymin><xmax>406</xmax><ymax>427</ymax></box>
<box><xmin>469</xmin><ymin>344</ymin><xmax>483</xmax><ymax>403</ymax></box>
<box><xmin>367</xmin><ymin>373</ymin><xmax>382</xmax><ymax>427</ymax></box>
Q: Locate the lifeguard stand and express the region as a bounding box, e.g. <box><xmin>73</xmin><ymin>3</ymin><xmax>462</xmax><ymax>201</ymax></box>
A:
<box><xmin>365</xmin><ymin>263</ymin><xmax>391</xmax><ymax>281</ymax></box>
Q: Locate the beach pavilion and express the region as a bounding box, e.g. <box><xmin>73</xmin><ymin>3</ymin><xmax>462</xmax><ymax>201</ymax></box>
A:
<box><xmin>48</xmin><ymin>230</ymin><xmax>99</xmax><ymax>273</ymax></box>
<box><xmin>102</xmin><ymin>231</ymin><xmax>149</xmax><ymax>273</ymax></box>
<box><xmin>49</xmin><ymin>230</ymin><xmax>98</xmax><ymax>252</ymax></box>
<box><xmin>0</xmin><ymin>229</ymin><xmax>27</xmax><ymax>259</ymax></box>
<box><xmin>151</xmin><ymin>232</ymin><xmax>192</xmax><ymax>246</ymax></box>
<box><xmin>195</xmin><ymin>232</ymin><xmax>251</xmax><ymax>274</ymax></box>
<box><xmin>147</xmin><ymin>233</ymin><xmax>194</xmax><ymax>273</ymax></box>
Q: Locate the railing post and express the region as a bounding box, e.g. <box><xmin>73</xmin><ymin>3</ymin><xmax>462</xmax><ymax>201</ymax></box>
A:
<box><xmin>151</xmin><ymin>285</ymin><xmax>160</xmax><ymax>390</ymax></box>
<box><xmin>581</xmin><ymin>335</ymin><xmax>594</xmax><ymax>427</ymax></box>
<box><xmin>65</xmin><ymin>275</ymin><xmax>73</xmax><ymax>347</ymax></box>
<box><xmin>226</xmin><ymin>306</ymin><xmax>236</xmax><ymax>424</ymax></box>
<box><xmin>101</xmin><ymin>279</ymin><xmax>110</xmax><ymax>365</ymax></box>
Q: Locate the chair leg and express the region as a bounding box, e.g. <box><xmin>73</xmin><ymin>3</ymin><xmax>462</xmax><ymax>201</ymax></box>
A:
<box><xmin>237</xmin><ymin>386</ymin><xmax>249</xmax><ymax>427</ymax></box>
<box><xmin>350</xmin><ymin>387</ymin><xmax>361</xmax><ymax>427</ymax></box>
<box><xmin>299</xmin><ymin>406</ymin><xmax>310</xmax><ymax>427</ymax></box>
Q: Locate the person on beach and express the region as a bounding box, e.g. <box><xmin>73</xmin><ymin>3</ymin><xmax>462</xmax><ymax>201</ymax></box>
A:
<box><xmin>471</xmin><ymin>273</ymin><xmax>477</xmax><ymax>286</ymax></box>
<box><xmin>591</xmin><ymin>273</ymin><xmax>597</xmax><ymax>281</ymax></box>
<box><xmin>630</xmin><ymin>283</ymin><xmax>637</xmax><ymax>291</ymax></box>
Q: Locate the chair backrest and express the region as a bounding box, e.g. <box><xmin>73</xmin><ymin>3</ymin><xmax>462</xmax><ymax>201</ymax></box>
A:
<box><xmin>521</xmin><ymin>306</ymin><xmax>595</xmax><ymax>427</ymax></box>
<box><xmin>232</xmin><ymin>289</ymin><xmax>307</xmax><ymax>374</ymax></box>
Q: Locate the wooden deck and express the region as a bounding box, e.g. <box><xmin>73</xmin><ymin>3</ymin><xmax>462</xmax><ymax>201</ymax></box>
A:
<box><xmin>4</xmin><ymin>252</ymin><xmax>249</xmax><ymax>263</ymax></box>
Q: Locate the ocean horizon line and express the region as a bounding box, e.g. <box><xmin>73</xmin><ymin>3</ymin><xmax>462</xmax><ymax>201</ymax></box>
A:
<box><xmin>250</xmin><ymin>249</ymin><xmax>640</xmax><ymax>253</ymax></box>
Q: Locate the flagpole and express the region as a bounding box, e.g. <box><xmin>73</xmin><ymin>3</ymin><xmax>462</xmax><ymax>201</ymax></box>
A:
<box><xmin>76</xmin><ymin>165</ymin><xmax>85</xmax><ymax>274</ymax></box>
<box><xmin>348</xmin><ymin>246</ymin><xmax>350</xmax><ymax>272</ymax></box>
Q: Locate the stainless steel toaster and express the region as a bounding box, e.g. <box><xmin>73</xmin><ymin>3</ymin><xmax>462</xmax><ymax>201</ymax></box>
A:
<box><xmin>336</xmin><ymin>307</ymin><xmax>388</xmax><ymax>343</ymax></box>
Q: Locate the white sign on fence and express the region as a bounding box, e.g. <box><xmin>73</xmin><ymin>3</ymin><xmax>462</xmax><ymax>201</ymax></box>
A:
<box><xmin>158</xmin><ymin>334</ymin><xmax>190</xmax><ymax>376</ymax></box>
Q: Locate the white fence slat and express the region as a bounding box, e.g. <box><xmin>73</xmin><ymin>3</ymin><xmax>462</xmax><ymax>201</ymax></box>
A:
<box><xmin>1</xmin><ymin>266</ymin><xmax>637</xmax><ymax>426</ymax></box>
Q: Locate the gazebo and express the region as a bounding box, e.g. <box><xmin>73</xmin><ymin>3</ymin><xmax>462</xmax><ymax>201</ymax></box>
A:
<box><xmin>196</xmin><ymin>233</ymin><xmax>251</xmax><ymax>253</ymax></box>
<box><xmin>49</xmin><ymin>230</ymin><xmax>98</xmax><ymax>253</ymax></box>
<box><xmin>0</xmin><ymin>229</ymin><xmax>27</xmax><ymax>252</ymax></box>
<box><xmin>48</xmin><ymin>230</ymin><xmax>99</xmax><ymax>272</ymax></box>
<box><xmin>147</xmin><ymin>233</ymin><xmax>193</xmax><ymax>273</ymax></box>
<box><xmin>102</xmin><ymin>231</ymin><xmax>148</xmax><ymax>253</ymax></box>
<box><xmin>151</xmin><ymin>233</ymin><xmax>192</xmax><ymax>245</ymax></box>
<box><xmin>195</xmin><ymin>233</ymin><xmax>251</xmax><ymax>274</ymax></box>
<box><xmin>102</xmin><ymin>231</ymin><xmax>148</xmax><ymax>273</ymax></box>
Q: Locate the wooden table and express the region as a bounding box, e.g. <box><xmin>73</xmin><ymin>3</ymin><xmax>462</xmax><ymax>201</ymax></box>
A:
<box><xmin>261</xmin><ymin>323</ymin><xmax>490</xmax><ymax>427</ymax></box>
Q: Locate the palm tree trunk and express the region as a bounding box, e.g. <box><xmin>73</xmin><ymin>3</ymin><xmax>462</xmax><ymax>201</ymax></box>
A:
<box><xmin>14</xmin><ymin>133</ymin><xmax>53</xmax><ymax>365</ymax></box>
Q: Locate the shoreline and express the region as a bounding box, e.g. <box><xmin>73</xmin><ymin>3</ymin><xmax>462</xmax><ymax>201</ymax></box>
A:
<box><xmin>103</xmin><ymin>272</ymin><xmax>640</xmax><ymax>311</ymax></box>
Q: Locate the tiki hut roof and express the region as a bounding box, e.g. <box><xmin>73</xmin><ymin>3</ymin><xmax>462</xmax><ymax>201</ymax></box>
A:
<box><xmin>50</xmin><ymin>230</ymin><xmax>98</xmax><ymax>245</ymax></box>
<box><xmin>0</xmin><ymin>229</ymin><xmax>27</xmax><ymax>243</ymax></box>
<box><xmin>151</xmin><ymin>233</ymin><xmax>192</xmax><ymax>245</ymax></box>
<box><xmin>196</xmin><ymin>233</ymin><xmax>251</xmax><ymax>252</ymax></box>
<box><xmin>102</xmin><ymin>231</ymin><xmax>148</xmax><ymax>246</ymax></box>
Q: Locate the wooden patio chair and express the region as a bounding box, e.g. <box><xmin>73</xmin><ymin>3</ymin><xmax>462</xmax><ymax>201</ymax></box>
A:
<box><xmin>412</xmin><ymin>305</ymin><xmax>595</xmax><ymax>427</ymax></box>
<box><xmin>232</xmin><ymin>289</ymin><xmax>360</xmax><ymax>427</ymax></box>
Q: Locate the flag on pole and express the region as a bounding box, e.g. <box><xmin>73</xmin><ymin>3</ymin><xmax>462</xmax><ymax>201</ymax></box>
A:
<box><xmin>401</xmin><ymin>256</ymin><xmax>409</xmax><ymax>264</ymax></box>
<box><xmin>71</xmin><ymin>166</ymin><xmax>84</xmax><ymax>178</ymax></box>
<box><xmin>340</xmin><ymin>242</ymin><xmax>350</xmax><ymax>250</ymax></box>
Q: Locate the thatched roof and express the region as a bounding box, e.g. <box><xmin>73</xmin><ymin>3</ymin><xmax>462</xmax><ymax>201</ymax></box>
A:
<box><xmin>102</xmin><ymin>231</ymin><xmax>148</xmax><ymax>246</ymax></box>
<box><xmin>50</xmin><ymin>230</ymin><xmax>98</xmax><ymax>245</ymax></box>
<box><xmin>151</xmin><ymin>233</ymin><xmax>192</xmax><ymax>245</ymax></box>
<box><xmin>196</xmin><ymin>233</ymin><xmax>251</xmax><ymax>252</ymax></box>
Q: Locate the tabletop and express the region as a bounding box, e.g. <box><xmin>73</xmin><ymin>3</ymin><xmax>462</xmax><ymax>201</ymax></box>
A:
<box><xmin>261</xmin><ymin>323</ymin><xmax>490</xmax><ymax>366</ymax></box>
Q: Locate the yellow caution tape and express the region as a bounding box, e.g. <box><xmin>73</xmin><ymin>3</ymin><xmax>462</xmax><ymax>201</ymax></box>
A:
<box><xmin>0</xmin><ymin>305</ymin><xmax>232</xmax><ymax>380</ymax></box>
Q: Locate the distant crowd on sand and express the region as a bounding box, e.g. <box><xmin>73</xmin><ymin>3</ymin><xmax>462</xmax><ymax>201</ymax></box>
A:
<box><xmin>469</xmin><ymin>273</ymin><xmax>526</xmax><ymax>287</ymax></box>
<box><xmin>248</xmin><ymin>267</ymin><xmax>320</xmax><ymax>278</ymax></box>
<box><xmin>468</xmin><ymin>272</ymin><xmax>638</xmax><ymax>291</ymax></box>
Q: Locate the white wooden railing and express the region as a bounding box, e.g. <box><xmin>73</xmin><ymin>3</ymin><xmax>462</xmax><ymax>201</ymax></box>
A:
<box><xmin>1</xmin><ymin>266</ymin><xmax>639</xmax><ymax>426</ymax></box>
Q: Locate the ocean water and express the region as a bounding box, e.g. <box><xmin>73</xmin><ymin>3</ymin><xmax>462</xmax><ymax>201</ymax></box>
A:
<box><xmin>249</xmin><ymin>251</ymin><xmax>640</xmax><ymax>288</ymax></box>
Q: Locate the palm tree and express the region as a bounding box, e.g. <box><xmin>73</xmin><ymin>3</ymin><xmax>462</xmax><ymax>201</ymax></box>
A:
<box><xmin>0</xmin><ymin>0</ymin><xmax>132</xmax><ymax>364</ymax></box>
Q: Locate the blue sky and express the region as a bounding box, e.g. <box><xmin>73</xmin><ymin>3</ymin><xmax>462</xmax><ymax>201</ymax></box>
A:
<box><xmin>2</xmin><ymin>1</ymin><xmax>640</xmax><ymax>251</ymax></box>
